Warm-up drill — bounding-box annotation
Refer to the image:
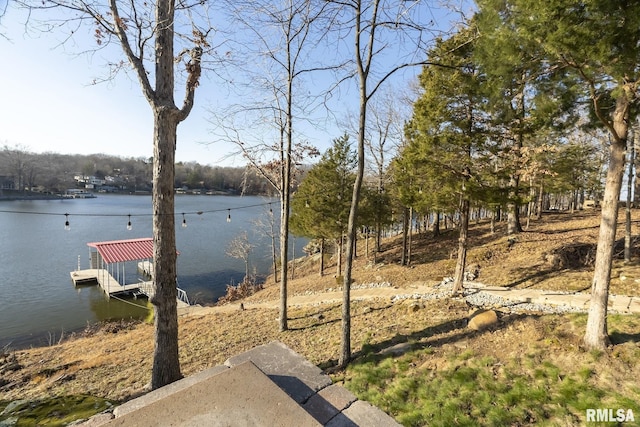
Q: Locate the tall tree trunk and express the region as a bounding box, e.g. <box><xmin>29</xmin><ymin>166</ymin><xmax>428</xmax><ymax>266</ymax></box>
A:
<box><xmin>452</xmin><ymin>195</ymin><xmax>470</xmax><ymax>294</ymax></box>
<box><xmin>407</xmin><ymin>207</ymin><xmax>413</xmax><ymax>265</ymax></box>
<box><xmin>507</xmin><ymin>177</ymin><xmax>522</xmax><ymax>235</ymax></box>
<box><xmin>634</xmin><ymin>123</ymin><xmax>640</xmax><ymax>206</ymax></box>
<box><xmin>319</xmin><ymin>238</ymin><xmax>325</xmax><ymax>277</ymax></box>
<box><xmin>584</xmin><ymin>93</ymin><xmax>630</xmax><ymax>350</ymax></box>
<box><xmin>340</xmin><ymin>0</ymin><xmax>370</xmax><ymax>368</ymax></box>
<box><xmin>625</xmin><ymin>127</ymin><xmax>635</xmax><ymax>263</ymax></box>
<box><xmin>365</xmin><ymin>227</ymin><xmax>369</xmax><ymax>259</ymax></box>
<box><xmin>150</xmin><ymin>108</ymin><xmax>181</xmax><ymax>389</ymax></box>
<box><xmin>277</xmin><ymin>41</ymin><xmax>296</xmax><ymax>330</ymax></box>
<box><xmin>535</xmin><ymin>183</ymin><xmax>544</xmax><ymax>220</ymax></box>
<box><xmin>433</xmin><ymin>212</ymin><xmax>440</xmax><ymax>237</ymax></box>
<box><xmin>490</xmin><ymin>208</ymin><xmax>496</xmax><ymax>234</ymax></box>
<box><xmin>270</xmin><ymin>209</ymin><xmax>278</xmax><ymax>283</ymax></box>
<box><xmin>279</xmin><ymin>166</ymin><xmax>291</xmax><ymax>331</ymax></box>
<box><xmin>401</xmin><ymin>206</ymin><xmax>409</xmax><ymax>266</ymax></box>
<box><xmin>149</xmin><ymin>0</ymin><xmax>183</xmax><ymax>389</ymax></box>
<box><xmin>336</xmin><ymin>238</ymin><xmax>343</xmax><ymax>277</ymax></box>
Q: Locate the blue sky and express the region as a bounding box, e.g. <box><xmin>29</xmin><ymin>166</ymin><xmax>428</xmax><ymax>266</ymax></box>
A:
<box><xmin>1</xmin><ymin>9</ymin><xmax>243</xmax><ymax>166</ymax></box>
<box><xmin>0</xmin><ymin>2</ymin><xmax>471</xmax><ymax>167</ymax></box>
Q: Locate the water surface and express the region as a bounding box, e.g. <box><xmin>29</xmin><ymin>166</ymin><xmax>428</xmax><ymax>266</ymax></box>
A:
<box><xmin>0</xmin><ymin>194</ymin><xmax>300</xmax><ymax>348</ymax></box>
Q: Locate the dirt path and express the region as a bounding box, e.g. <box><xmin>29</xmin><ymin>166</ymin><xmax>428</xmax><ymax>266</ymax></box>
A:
<box><xmin>180</xmin><ymin>282</ymin><xmax>640</xmax><ymax>318</ymax></box>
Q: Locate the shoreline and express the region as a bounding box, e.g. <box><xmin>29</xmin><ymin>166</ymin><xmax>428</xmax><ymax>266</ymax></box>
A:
<box><xmin>0</xmin><ymin>195</ymin><xmax>65</xmax><ymax>201</ymax></box>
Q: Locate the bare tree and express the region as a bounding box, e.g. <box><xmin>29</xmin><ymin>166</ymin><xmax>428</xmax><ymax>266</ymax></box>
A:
<box><xmin>209</xmin><ymin>0</ymin><xmax>336</xmax><ymax>331</ymax></box>
<box><xmin>625</xmin><ymin>126</ymin><xmax>636</xmax><ymax>263</ymax></box>
<box><xmin>251</xmin><ymin>205</ymin><xmax>279</xmax><ymax>283</ymax></box>
<box><xmin>329</xmin><ymin>0</ymin><xmax>448</xmax><ymax>368</ymax></box>
<box><xmin>18</xmin><ymin>0</ymin><xmax>211</xmax><ymax>388</ymax></box>
<box><xmin>342</xmin><ymin>87</ymin><xmax>406</xmax><ymax>257</ymax></box>
<box><xmin>225</xmin><ymin>231</ymin><xmax>255</xmax><ymax>280</ymax></box>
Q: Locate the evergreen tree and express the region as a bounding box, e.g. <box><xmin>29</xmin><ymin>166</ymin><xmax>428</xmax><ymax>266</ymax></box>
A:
<box><xmin>476</xmin><ymin>0</ymin><xmax>640</xmax><ymax>350</ymax></box>
<box><xmin>403</xmin><ymin>26</ymin><xmax>492</xmax><ymax>293</ymax></box>
<box><xmin>290</xmin><ymin>134</ymin><xmax>357</xmax><ymax>274</ymax></box>
<box><xmin>475</xmin><ymin>1</ymin><xmax>580</xmax><ymax>234</ymax></box>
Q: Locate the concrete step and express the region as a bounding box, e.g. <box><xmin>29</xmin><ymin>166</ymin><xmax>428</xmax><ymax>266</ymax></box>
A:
<box><xmin>83</xmin><ymin>341</ymin><xmax>401</xmax><ymax>427</ymax></box>
<box><xmin>104</xmin><ymin>360</ymin><xmax>321</xmax><ymax>427</ymax></box>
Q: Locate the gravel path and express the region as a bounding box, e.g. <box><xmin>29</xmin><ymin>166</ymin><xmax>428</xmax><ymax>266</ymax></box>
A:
<box><xmin>182</xmin><ymin>277</ymin><xmax>640</xmax><ymax>317</ymax></box>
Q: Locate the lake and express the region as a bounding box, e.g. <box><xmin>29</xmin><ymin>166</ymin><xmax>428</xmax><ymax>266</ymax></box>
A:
<box><xmin>0</xmin><ymin>194</ymin><xmax>304</xmax><ymax>349</ymax></box>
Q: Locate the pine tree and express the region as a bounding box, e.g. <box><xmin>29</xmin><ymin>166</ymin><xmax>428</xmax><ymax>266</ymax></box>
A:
<box><xmin>476</xmin><ymin>0</ymin><xmax>640</xmax><ymax>350</ymax></box>
<box><xmin>290</xmin><ymin>134</ymin><xmax>357</xmax><ymax>274</ymax></box>
<box><xmin>402</xmin><ymin>26</ymin><xmax>492</xmax><ymax>293</ymax></box>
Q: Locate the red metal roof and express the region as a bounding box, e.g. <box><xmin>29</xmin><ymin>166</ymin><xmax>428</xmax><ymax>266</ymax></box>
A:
<box><xmin>87</xmin><ymin>238</ymin><xmax>159</xmax><ymax>264</ymax></box>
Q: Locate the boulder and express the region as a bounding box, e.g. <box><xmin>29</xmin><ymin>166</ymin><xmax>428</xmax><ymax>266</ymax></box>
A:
<box><xmin>407</xmin><ymin>302</ymin><xmax>423</xmax><ymax>313</ymax></box>
<box><xmin>468</xmin><ymin>309</ymin><xmax>498</xmax><ymax>331</ymax></box>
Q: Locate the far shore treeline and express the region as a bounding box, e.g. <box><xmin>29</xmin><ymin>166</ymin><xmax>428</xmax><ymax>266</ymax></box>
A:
<box><xmin>0</xmin><ymin>146</ymin><xmax>290</xmax><ymax>197</ymax></box>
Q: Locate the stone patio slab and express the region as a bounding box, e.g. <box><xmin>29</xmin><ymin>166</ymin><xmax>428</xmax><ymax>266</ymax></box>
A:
<box><xmin>225</xmin><ymin>341</ymin><xmax>332</xmax><ymax>403</ymax></box>
<box><xmin>104</xmin><ymin>360</ymin><xmax>321</xmax><ymax>427</ymax></box>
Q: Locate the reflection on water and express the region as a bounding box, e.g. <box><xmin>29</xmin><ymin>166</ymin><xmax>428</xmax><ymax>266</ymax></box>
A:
<box><xmin>84</xmin><ymin>286</ymin><xmax>149</xmax><ymax>321</ymax></box>
<box><xmin>0</xmin><ymin>194</ymin><xmax>304</xmax><ymax>349</ymax></box>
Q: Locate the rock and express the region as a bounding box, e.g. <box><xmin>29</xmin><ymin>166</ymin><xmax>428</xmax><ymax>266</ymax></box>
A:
<box><xmin>362</xmin><ymin>307</ymin><xmax>373</xmax><ymax>314</ymax></box>
<box><xmin>464</xmin><ymin>263</ymin><xmax>481</xmax><ymax>281</ymax></box>
<box><xmin>0</xmin><ymin>400</ymin><xmax>29</xmax><ymax>417</ymax></box>
<box><xmin>407</xmin><ymin>302</ymin><xmax>422</xmax><ymax>313</ymax></box>
<box><xmin>0</xmin><ymin>416</ymin><xmax>18</xmax><ymax>426</ymax></box>
<box><xmin>313</xmin><ymin>313</ymin><xmax>325</xmax><ymax>321</ymax></box>
<box><xmin>468</xmin><ymin>309</ymin><xmax>498</xmax><ymax>331</ymax></box>
<box><xmin>418</xmin><ymin>357</ymin><xmax>448</xmax><ymax>371</ymax></box>
<box><xmin>69</xmin><ymin>412</ymin><xmax>115</xmax><ymax>426</ymax></box>
<box><xmin>453</xmin><ymin>340</ymin><xmax>469</xmax><ymax>350</ymax></box>
<box><xmin>378</xmin><ymin>342</ymin><xmax>412</xmax><ymax>356</ymax></box>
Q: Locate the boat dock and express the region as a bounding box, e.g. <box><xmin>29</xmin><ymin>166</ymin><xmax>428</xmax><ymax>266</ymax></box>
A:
<box><xmin>70</xmin><ymin>268</ymin><xmax>146</xmax><ymax>295</ymax></box>
<box><xmin>70</xmin><ymin>268</ymin><xmax>189</xmax><ymax>308</ymax></box>
<box><xmin>71</xmin><ymin>238</ymin><xmax>189</xmax><ymax>307</ymax></box>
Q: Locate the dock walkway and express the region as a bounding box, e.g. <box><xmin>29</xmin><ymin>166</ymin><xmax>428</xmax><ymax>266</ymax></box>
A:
<box><xmin>70</xmin><ymin>268</ymin><xmax>189</xmax><ymax>308</ymax></box>
<box><xmin>70</xmin><ymin>269</ymin><xmax>140</xmax><ymax>295</ymax></box>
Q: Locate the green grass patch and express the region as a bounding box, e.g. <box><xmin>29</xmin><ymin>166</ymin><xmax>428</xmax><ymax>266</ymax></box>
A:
<box><xmin>0</xmin><ymin>395</ymin><xmax>113</xmax><ymax>426</ymax></box>
<box><xmin>343</xmin><ymin>347</ymin><xmax>640</xmax><ymax>426</ymax></box>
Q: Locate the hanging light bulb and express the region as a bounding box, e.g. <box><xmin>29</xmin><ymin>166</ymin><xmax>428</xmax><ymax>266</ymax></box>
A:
<box><xmin>182</xmin><ymin>213</ymin><xmax>187</xmax><ymax>228</ymax></box>
<box><xmin>127</xmin><ymin>214</ymin><xmax>132</xmax><ymax>230</ymax></box>
<box><xmin>64</xmin><ymin>213</ymin><xmax>70</xmax><ymax>231</ymax></box>
<box><xmin>226</xmin><ymin>209</ymin><xmax>231</xmax><ymax>223</ymax></box>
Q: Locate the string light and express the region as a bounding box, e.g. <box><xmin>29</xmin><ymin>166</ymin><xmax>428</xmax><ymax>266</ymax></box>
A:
<box><xmin>0</xmin><ymin>201</ymin><xmax>279</xmax><ymax>230</ymax></box>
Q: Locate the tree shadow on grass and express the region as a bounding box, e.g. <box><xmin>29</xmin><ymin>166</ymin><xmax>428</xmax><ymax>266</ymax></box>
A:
<box><xmin>287</xmin><ymin>305</ymin><xmax>390</xmax><ymax>331</ymax></box>
<box><xmin>536</xmin><ymin>225</ymin><xmax>600</xmax><ymax>235</ymax></box>
<box><xmin>322</xmin><ymin>312</ymin><xmax>536</xmax><ymax>371</ymax></box>
<box><xmin>610</xmin><ymin>331</ymin><xmax>640</xmax><ymax>344</ymax></box>
<box><xmin>503</xmin><ymin>268</ymin><xmax>560</xmax><ymax>288</ymax></box>
<box><xmin>288</xmin><ymin>317</ymin><xmax>342</xmax><ymax>331</ymax></box>
<box><xmin>501</xmin><ymin>265</ymin><xmax>593</xmax><ymax>291</ymax></box>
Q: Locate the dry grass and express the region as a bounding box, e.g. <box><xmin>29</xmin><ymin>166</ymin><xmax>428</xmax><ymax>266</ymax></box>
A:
<box><xmin>1</xmin><ymin>209</ymin><xmax>640</xmax><ymax>425</ymax></box>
